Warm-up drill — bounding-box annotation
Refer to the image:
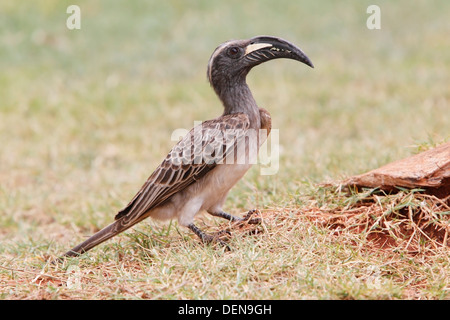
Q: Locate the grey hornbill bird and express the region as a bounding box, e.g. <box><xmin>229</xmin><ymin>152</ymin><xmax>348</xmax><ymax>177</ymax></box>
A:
<box><xmin>62</xmin><ymin>35</ymin><xmax>313</xmax><ymax>258</ymax></box>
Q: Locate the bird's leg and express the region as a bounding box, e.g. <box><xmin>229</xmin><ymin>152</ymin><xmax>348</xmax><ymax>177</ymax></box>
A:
<box><xmin>209</xmin><ymin>209</ymin><xmax>261</xmax><ymax>225</ymax></box>
<box><xmin>209</xmin><ymin>211</ymin><xmax>241</xmax><ymax>222</ymax></box>
<box><xmin>187</xmin><ymin>223</ymin><xmax>230</xmax><ymax>250</ymax></box>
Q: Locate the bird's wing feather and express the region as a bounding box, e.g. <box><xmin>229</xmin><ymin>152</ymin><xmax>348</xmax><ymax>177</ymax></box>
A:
<box><xmin>114</xmin><ymin>113</ymin><xmax>251</xmax><ymax>224</ymax></box>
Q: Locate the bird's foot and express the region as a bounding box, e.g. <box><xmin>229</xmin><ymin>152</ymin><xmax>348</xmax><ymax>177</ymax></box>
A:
<box><xmin>239</xmin><ymin>209</ymin><xmax>262</xmax><ymax>225</ymax></box>
<box><xmin>188</xmin><ymin>223</ymin><xmax>231</xmax><ymax>250</ymax></box>
<box><xmin>203</xmin><ymin>231</ymin><xmax>231</xmax><ymax>250</ymax></box>
<box><xmin>208</xmin><ymin>209</ymin><xmax>261</xmax><ymax>225</ymax></box>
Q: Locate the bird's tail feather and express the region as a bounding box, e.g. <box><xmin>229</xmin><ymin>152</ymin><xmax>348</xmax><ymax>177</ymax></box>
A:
<box><xmin>61</xmin><ymin>215</ymin><xmax>145</xmax><ymax>258</ymax></box>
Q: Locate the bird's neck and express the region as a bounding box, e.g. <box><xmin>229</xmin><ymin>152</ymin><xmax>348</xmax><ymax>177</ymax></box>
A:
<box><xmin>218</xmin><ymin>81</ymin><xmax>261</xmax><ymax>129</ymax></box>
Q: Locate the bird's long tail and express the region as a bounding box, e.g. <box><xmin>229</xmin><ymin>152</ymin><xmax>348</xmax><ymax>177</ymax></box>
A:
<box><xmin>61</xmin><ymin>214</ymin><xmax>147</xmax><ymax>258</ymax></box>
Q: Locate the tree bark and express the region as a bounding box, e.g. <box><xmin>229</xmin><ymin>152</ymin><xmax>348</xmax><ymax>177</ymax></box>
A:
<box><xmin>343</xmin><ymin>142</ymin><xmax>450</xmax><ymax>198</ymax></box>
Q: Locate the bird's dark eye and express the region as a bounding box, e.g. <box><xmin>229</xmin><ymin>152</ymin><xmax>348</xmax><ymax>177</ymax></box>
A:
<box><xmin>227</xmin><ymin>46</ymin><xmax>240</xmax><ymax>58</ymax></box>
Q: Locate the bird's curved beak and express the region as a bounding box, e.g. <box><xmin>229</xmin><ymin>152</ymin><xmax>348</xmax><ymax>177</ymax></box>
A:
<box><xmin>244</xmin><ymin>35</ymin><xmax>314</xmax><ymax>69</ymax></box>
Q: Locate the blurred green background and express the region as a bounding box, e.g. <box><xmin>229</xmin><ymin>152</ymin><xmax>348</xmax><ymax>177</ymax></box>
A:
<box><xmin>0</xmin><ymin>0</ymin><xmax>449</xmax><ymax>238</ymax></box>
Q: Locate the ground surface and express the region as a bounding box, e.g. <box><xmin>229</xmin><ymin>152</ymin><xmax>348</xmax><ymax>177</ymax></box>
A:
<box><xmin>1</xmin><ymin>1</ymin><xmax>449</xmax><ymax>299</ymax></box>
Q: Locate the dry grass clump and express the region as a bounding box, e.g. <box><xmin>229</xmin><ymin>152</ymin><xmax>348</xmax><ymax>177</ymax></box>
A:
<box><xmin>289</xmin><ymin>187</ymin><xmax>450</xmax><ymax>254</ymax></box>
<box><xmin>212</xmin><ymin>184</ymin><xmax>450</xmax><ymax>257</ymax></box>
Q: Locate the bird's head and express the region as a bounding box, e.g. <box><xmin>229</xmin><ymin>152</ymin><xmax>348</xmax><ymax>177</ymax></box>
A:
<box><xmin>207</xmin><ymin>35</ymin><xmax>314</xmax><ymax>91</ymax></box>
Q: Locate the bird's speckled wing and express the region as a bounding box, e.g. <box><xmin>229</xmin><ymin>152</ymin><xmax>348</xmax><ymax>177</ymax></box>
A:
<box><xmin>114</xmin><ymin>113</ymin><xmax>251</xmax><ymax>225</ymax></box>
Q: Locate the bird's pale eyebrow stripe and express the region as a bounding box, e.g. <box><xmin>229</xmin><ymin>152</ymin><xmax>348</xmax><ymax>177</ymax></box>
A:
<box><xmin>207</xmin><ymin>42</ymin><xmax>230</xmax><ymax>81</ymax></box>
<box><xmin>245</xmin><ymin>43</ymin><xmax>272</xmax><ymax>55</ymax></box>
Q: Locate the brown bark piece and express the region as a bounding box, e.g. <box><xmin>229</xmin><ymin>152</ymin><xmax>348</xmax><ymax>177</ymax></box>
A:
<box><xmin>343</xmin><ymin>142</ymin><xmax>450</xmax><ymax>198</ymax></box>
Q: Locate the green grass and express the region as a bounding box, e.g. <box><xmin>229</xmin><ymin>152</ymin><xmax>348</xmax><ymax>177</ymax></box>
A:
<box><xmin>1</xmin><ymin>0</ymin><xmax>449</xmax><ymax>299</ymax></box>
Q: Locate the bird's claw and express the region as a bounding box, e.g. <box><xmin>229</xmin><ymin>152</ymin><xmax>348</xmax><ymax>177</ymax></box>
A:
<box><xmin>241</xmin><ymin>209</ymin><xmax>262</xmax><ymax>225</ymax></box>
<box><xmin>212</xmin><ymin>229</ymin><xmax>232</xmax><ymax>238</ymax></box>
<box><xmin>202</xmin><ymin>232</ymin><xmax>231</xmax><ymax>251</ymax></box>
